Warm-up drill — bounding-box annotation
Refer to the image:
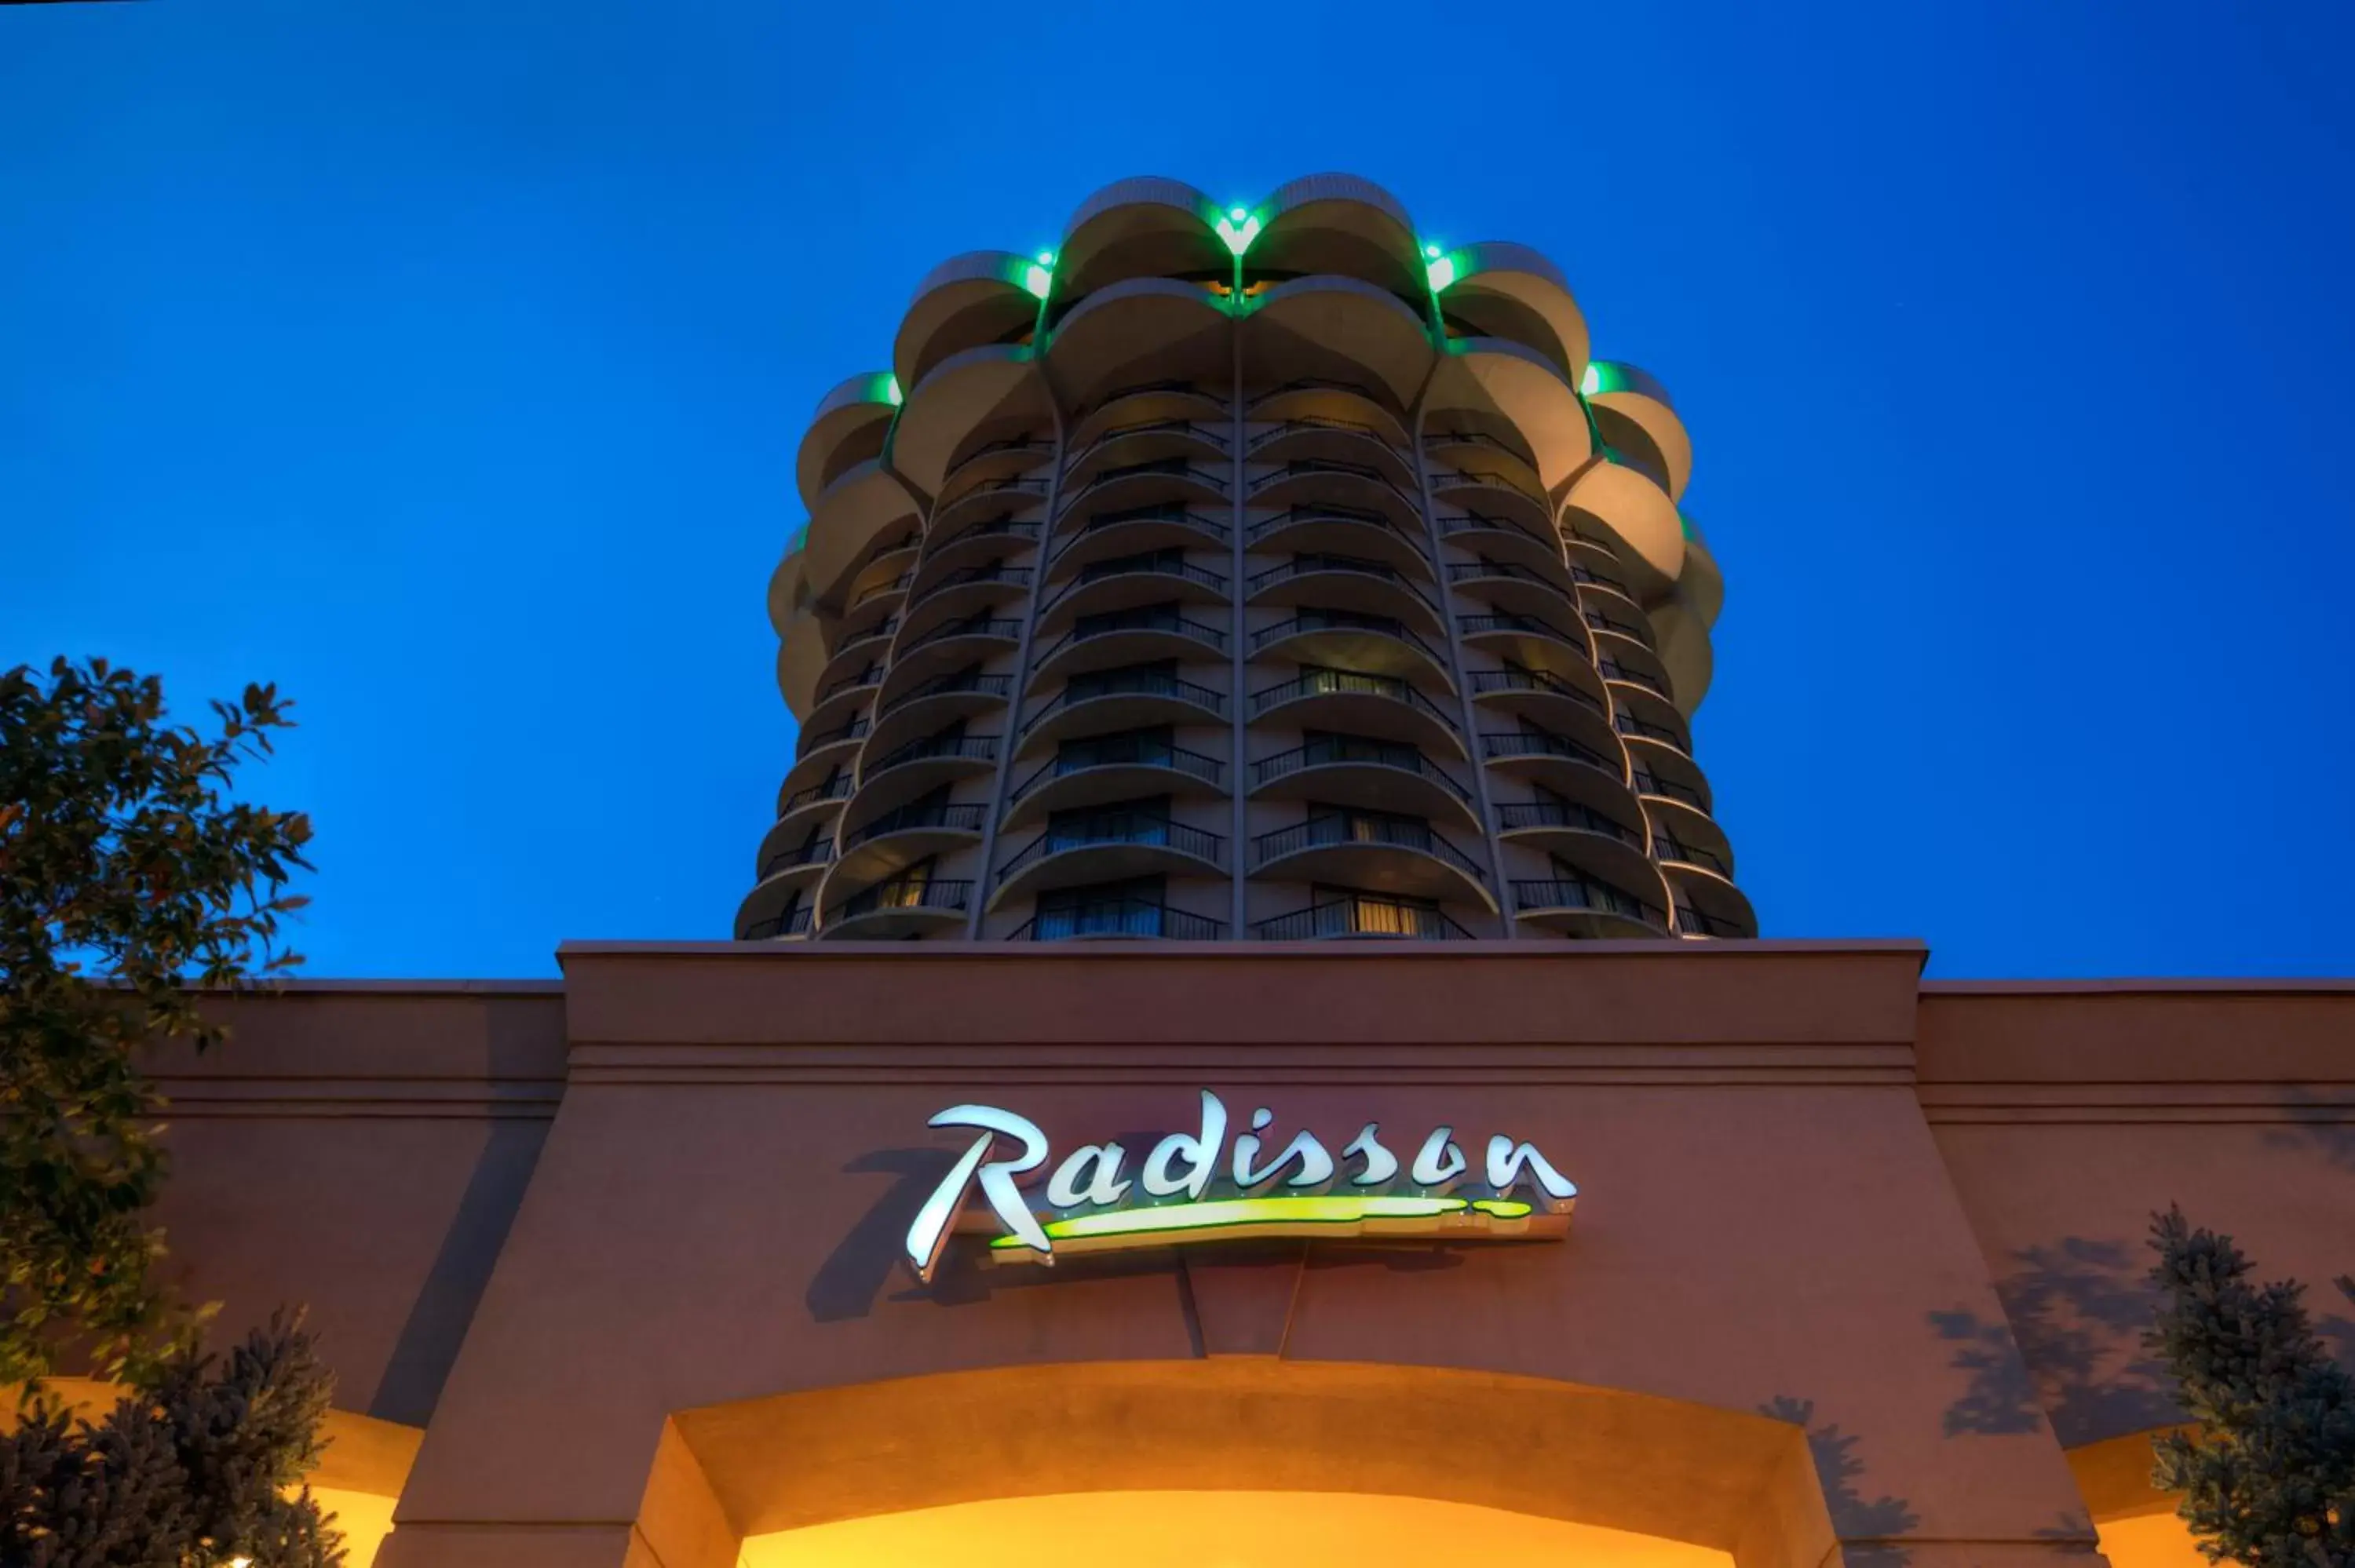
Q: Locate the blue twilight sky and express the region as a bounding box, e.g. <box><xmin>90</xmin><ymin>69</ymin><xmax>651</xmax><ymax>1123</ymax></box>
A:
<box><xmin>4</xmin><ymin>2</ymin><xmax>2351</xmax><ymax>979</ymax></box>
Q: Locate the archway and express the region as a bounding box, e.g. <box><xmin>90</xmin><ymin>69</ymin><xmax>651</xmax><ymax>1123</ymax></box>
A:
<box><xmin>656</xmin><ymin>1360</ymin><xmax>1839</xmax><ymax>1568</ymax></box>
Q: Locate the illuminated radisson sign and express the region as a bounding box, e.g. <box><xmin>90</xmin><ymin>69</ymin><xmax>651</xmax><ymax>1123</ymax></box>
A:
<box><xmin>903</xmin><ymin>1091</ymin><xmax>1578</xmax><ymax>1282</ymax></box>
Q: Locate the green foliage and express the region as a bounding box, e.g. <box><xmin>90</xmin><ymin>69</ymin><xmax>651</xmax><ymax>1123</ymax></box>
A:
<box><xmin>2145</xmin><ymin>1206</ymin><xmax>2355</xmax><ymax>1568</ymax></box>
<box><xmin>2</xmin><ymin>1312</ymin><xmax>345</xmax><ymax>1566</ymax></box>
<box><xmin>1</xmin><ymin>656</ymin><xmax>312</xmax><ymax>1386</ymax></box>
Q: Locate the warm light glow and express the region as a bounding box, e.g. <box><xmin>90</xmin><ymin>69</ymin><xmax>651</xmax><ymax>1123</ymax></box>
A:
<box><xmin>2095</xmin><ymin>1512</ymin><xmax>2218</xmax><ymax>1568</ymax></box>
<box><xmin>312</xmin><ymin>1487</ymin><xmax>397</xmax><ymax>1568</ymax></box>
<box><xmin>741</xmin><ymin>1490</ymin><xmax>1739</xmax><ymax>1568</ymax></box>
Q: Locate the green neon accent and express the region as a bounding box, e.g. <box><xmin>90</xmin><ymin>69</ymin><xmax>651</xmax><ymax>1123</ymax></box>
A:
<box><xmin>1580</xmin><ymin>364</ymin><xmax>1602</xmax><ymax>396</ymax></box>
<box><xmin>1214</xmin><ymin>212</ymin><xmax>1262</xmax><ymax>256</ymax></box>
<box><xmin>1425</xmin><ymin>255</ymin><xmax>1457</xmax><ymax>293</ymax></box>
<box><xmin>988</xmin><ymin>1194</ymin><xmax>1473</xmax><ymax>1249</ymax></box>
<box><xmin>1035</xmin><ymin>250</ymin><xmax>1054</xmax><ymax>265</ymax></box>
<box><xmin>884</xmin><ymin>374</ymin><xmax>903</xmax><ymax>407</ymax></box>
<box><xmin>1423</xmin><ymin>242</ymin><xmax>1443</xmax><ymax>259</ymax></box>
<box><xmin>1229</xmin><ymin>205</ymin><xmax>1250</xmax><ymax>222</ymax></box>
<box><xmin>1471</xmin><ymin>1198</ymin><xmax>1533</xmax><ymax>1218</ymax></box>
<box><xmin>1021</xmin><ymin>263</ymin><xmax>1052</xmax><ymax>300</ymax></box>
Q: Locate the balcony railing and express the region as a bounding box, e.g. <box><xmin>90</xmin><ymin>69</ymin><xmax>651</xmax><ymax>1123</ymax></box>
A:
<box><xmin>1041</xmin><ymin>555</ymin><xmax>1226</xmax><ymax>618</ymax></box>
<box><xmin>1615</xmin><ymin>710</ymin><xmax>1689</xmax><ymax>750</ymax></box>
<box><xmin>897</xmin><ymin>615</ymin><xmax>1022</xmax><ymax>658</ymax></box>
<box><xmin>1632</xmin><ymin>769</ymin><xmax>1711</xmax><ymax>812</ymax></box>
<box><xmin>830</xmin><ymin>876</ymin><xmax>972</xmax><ymax>923</ymax></box>
<box><xmin>1468</xmin><ymin>666</ymin><xmax>1608</xmax><ymax>719</ymax></box>
<box><xmin>1246</xmin><ymin>458</ymin><xmax>1413</xmax><ymax>505</ymax></box>
<box><xmin>1457</xmin><ymin>611</ymin><xmax>1585</xmax><ymax>650</ymax></box>
<box><xmin>1010</xmin><ymin>737</ymin><xmax>1225</xmax><ymax>802</ymax></box>
<box><xmin>1034</xmin><ymin>606</ymin><xmax>1227</xmax><ymax>664</ymax></box>
<box><xmin>1583</xmin><ymin>608</ymin><xmax>1655</xmax><ymax>647</ymax></box>
<box><xmin>863</xmin><ymin>733</ymin><xmax>999</xmax><ymax>777</ymax></box>
<box><xmin>741</xmin><ymin>905</ymin><xmax>815</xmax><ymax>941</ymax></box>
<box><xmin>1051</xmin><ymin>503</ymin><xmax>1229</xmax><ymax>565</ymax></box>
<box><xmin>1675</xmin><ymin>905</ymin><xmax>1748</xmax><ymax>939</ymax></box>
<box><xmin>780</xmin><ymin>775</ymin><xmax>854</xmax><ymax>815</ymax></box>
<box><xmin>1251</xmin><ymin>377</ymin><xmax>1382</xmax><ymax>410</ymax></box>
<box><xmin>1251</xmin><ymin>736</ymin><xmax>1471</xmax><ymax>801</ymax></box>
<box><xmin>816</xmin><ymin>666</ymin><xmax>880</xmax><ymax>705</ymax></box>
<box><xmin>1655</xmin><ymin>837</ymin><xmax>1733</xmax><ymax>877</ymax></box>
<box><xmin>1020</xmin><ymin>669</ymin><xmax>1227</xmax><ymax>738</ymax></box>
<box><xmin>758</xmin><ymin>837</ymin><xmax>835</xmax><ymax>881</ymax></box>
<box><xmin>1012</xmin><ymin>897</ymin><xmax>1226</xmax><ymax>942</ymax></box>
<box><xmin>1596</xmin><ymin>658</ymin><xmax>1673</xmax><ymax>700</ymax></box>
<box><xmin>1448</xmin><ymin>560</ymin><xmax>1568</xmax><ymax>596</ymax></box>
<box><xmin>1247</xmin><ymin>668</ymin><xmax>1458</xmax><ymax>732</ymax></box>
<box><xmin>876</xmin><ymin>670</ymin><xmax>1013</xmax><ymax>721</ymax></box>
<box><xmin>1247</xmin><ymin>553</ymin><xmax>1436</xmax><ymax>611</ymax></box>
<box><xmin>1247</xmin><ymin>415</ymin><xmax>1393</xmax><ymax>451</ymax></box>
<box><xmin>1428</xmin><ymin>466</ymin><xmax>1547</xmax><ymax>509</ymax></box>
<box><xmin>1058</xmin><ymin>458</ymin><xmax>1228</xmax><ymax>515</ymax></box>
<box><xmin>1512</xmin><ymin>877</ymin><xmax>1666</xmax><ymax>928</ymax></box>
<box><xmin>1253</xmin><ymin>898</ymin><xmax>1474</xmax><ymax>942</ymax></box>
<box><xmin>1251</xmin><ymin>813</ymin><xmax>1484</xmax><ymax>880</ymax></box>
<box><xmin>1495</xmin><ymin>800</ymin><xmax>1645</xmax><ymax>850</ymax></box>
<box><xmin>1246</xmin><ymin>502</ymin><xmax>1426</xmax><ymax>556</ymax></box>
<box><xmin>1436</xmin><ymin>509</ymin><xmax>1559</xmax><ymax>555</ymax></box>
<box><xmin>839</xmin><ymin>800</ymin><xmax>988</xmax><ymax>852</ymax></box>
<box><xmin>998</xmin><ymin>813</ymin><xmax>1225</xmax><ymax>881</ymax></box>
<box><xmin>796</xmin><ymin>715</ymin><xmax>870</xmax><ymax>757</ymax></box>
<box><xmin>1570</xmin><ymin>563</ymin><xmax>1633</xmax><ymax>596</ymax></box>
<box><xmin>1249</xmin><ymin>610</ymin><xmax>1445</xmax><ymax>668</ymax></box>
<box><xmin>1423</xmin><ymin>429</ymin><xmax>1531</xmax><ymax>463</ymax></box>
<box><xmin>925</xmin><ymin>516</ymin><xmax>1039</xmax><ymax>561</ymax></box>
<box><xmin>1480</xmin><ymin>730</ymin><xmax>1621</xmax><ymax>774</ymax></box>
<box><xmin>1064</xmin><ymin>418</ymin><xmax>1230</xmax><ymax>475</ymax></box>
<box><xmin>908</xmin><ymin>563</ymin><xmax>1031</xmax><ymax>611</ymax></box>
<box><xmin>849</xmin><ymin>571</ymin><xmax>913</xmax><ymax>609</ymax></box>
<box><xmin>830</xmin><ymin>617</ymin><xmax>900</xmax><ymax>658</ymax></box>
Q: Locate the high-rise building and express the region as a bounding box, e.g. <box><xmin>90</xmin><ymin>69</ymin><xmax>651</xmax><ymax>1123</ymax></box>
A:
<box><xmin>737</xmin><ymin>175</ymin><xmax>1754</xmax><ymax>946</ymax></box>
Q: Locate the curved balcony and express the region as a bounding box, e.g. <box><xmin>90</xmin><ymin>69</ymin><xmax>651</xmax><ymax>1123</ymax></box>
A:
<box><xmin>939</xmin><ymin>438</ymin><xmax>1053</xmax><ymax>503</ymax></box>
<box><xmin>1436</xmin><ymin>509</ymin><xmax>1566</xmax><ymax>578</ymax></box>
<box><xmin>1583</xmin><ymin>602</ymin><xmax>1659</xmax><ymax>657</ymax></box>
<box><xmin>1564</xmin><ymin>458</ymin><xmax>1683</xmax><ymax>599</ymax></box>
<box><xmin>1248</xmin><ymin>735</ymin><xmax>1479</xmax><ymax>831</ymax></box>
<box><xmin>1494</xmin><ymin>798</ymin><xmax>1658</xmax><ymax>902</ymax></box>
<box><xmin>816</xmin><ymin>617</ymin><xmax>898</xmax><ymax>693</ymax></box>
<box><xmin>1251</xmin><ymin>812</ymin><xmax>1492</xmax><ymax>910</ymax></box>
<box><xmin>769</xmin><ymin>771</ymin><xmax>853</xmax><ymax>834</ymax></box>
<box><xmin>1466</xmin><ymin>665</ymin><xmax>1613</xmax><ymax>742</ymax></box>
<box><xmin>853</xmin><ymin>732</ymin><xmax>999</xmax><ymax>819</ymax></box>
<box><xmin>1426</xmin><ymin>464</ymin><xmax>1553</xmax><ymax>534</ymax></box>
<box><xmin>1251</xmin><ymin>895</ymin><xmax>1477</xmax><ymax>943</ymax></box>
<box><xmin>1674</xmin><ymin>886</ymin><xmax>1758</xmax><ymax>940</ymax></box>
<box><xmin>903</xmin><ymin>564</ymin><xmax>1032</xmax><ymax>633</ymax></box>
<box><xmin>1055</xmin><ymin>456</ymin><xmax>1228</xmax><ymax>523</ymax></box>
<box><xmin>1247</xmin><ymin>502</ymin><xmax>1429</xmax><ymax>574</ymax></box>
<box><xmin>1613</xmin><ymin>702</ymin><xmax>1692</xmax><ymax>758</ymax></box>
<box><xmin>1447</xmin><ymin>557</ymin><xmax>1578</xmax><ymax>616</ymax></box>
<box><xmin>1246</xmin><ymin>379</ymin><xmax>1411</xmax><ymax>447</ymax></box>
<box><xmin>1061</xmin><ymin>417</ymin><xmax>1230</xmax><ymax>485</ymax></box>
<box><xmin>1510</xmin><ymin>874</ymin><xmax>1670</xmax><ymax>939</ymax></box>
<box><xmin>879</xmin><ymin>614</ymin><xmax>1023</xmax><ymax>701</ymax></box>
<box><xmin>844</xmin><ymin>566</ymin><xmax>913</xmax><ymax>618</ymax></box>
<box><xmin>1011</xmin><ymin>895</ymin><xmax>1226</xmax><ymax>943</ymax></box>
<box><xmin>1067</xmin><ymin>381</ymin><xmax>1228</xmax><ymax>450</ymax></box>
<box><xmin>1029</xmin><ymin>604</ymin><xmax>1226</xmax><ymax>684</ymax></box>
<box><xmin>1002</xmin><ymin>735</ymin><xmax>1226</xmax><ymax>828</ymax></box>
<box><xmin>916</xmin><ymin>516</ymin><xmax>1039</xmax><ymax>586</ymax></box>
<box><xmin>801</xmin><ymin>664</ymin><xmax>882</xmax><ymax>735</ymax></box>
<box><xmin>1245</xmin><ymin>553</ymin><xmax>1443</xmax><ymax>636</ymax></box>
<box><xmin>1038</xmin><ymin>552</ymin><xmax>1227</xmax><ymax>631</ymax></box>
<box><xmin>1245</xmin><ymin>457</ymin><xmax>1420</xmax><ymax>516</ymax></box>
<box><xmin>1455</xmin><ymin>610</ymin><xmax>1593</xmax><ymax>676</ymax></box>
<box><xmin>1596</xmin><ymin>646</ymin><xmax>1678</xmax><ymax>706</ymax></box>
<box><xmin>1244</xmin><ymin>417</ymin><xmax>1416</xmax><ymax>487</ymax></box>
<box><xmin>1017</xmin><ymin>668</ymin><xmax>1227</xmax><ymax>750</ymax></box>
<box><xmin>867</xmin><ymin>671</ymin><xmax>1012</xmax><ymax>760</ymax></box>
<box><xmin>1653</xmin><ymin>826</ymin><xmax>1737</xmax><ymax>884</ymax></box>
<box><xmin>753</xmin><ymin>830</ymin><xmax>836</xmax><ymax>889</ymax></box>
<box><xmin>739</xmin><ymin>904</ymin><xmax>815</xmax><ymax>943</ymax></box>
<box><xmin>819</xmin><ymin>873</ymin><xmax>973</xmax><ymax>940</ymax></box>
<box><xmin>1422</xmin><ymin>427</ymin><xmax>1543</xmax><ymax>497</ymax></box>
<box><xmin>825</xmin><ymin>800</ymin><xmax>989</xmax><ymax>906</ymax></box>
<box><xmin>1048</xmin><ymin>502</ymin><xmax>1229</xmax><ymax>576</ymax></box>
<box><xmin>932</xmin><ymin>475</ymin><xmax>1050</xmax><ymax>536</ymax></box>
<box><xmin>1481</xmin><ymin>730</ymin><xmax>1633</xmax><ymax>808</ymax></box>
<box><xmin>989</xmin><ymin>813</ymin><xmax>1226</xmax><ymax>910</ymax></box>
<box><xmin>1248</xmin><ymin>609</ymin><xmax>1451</xmax><ymax>687</ymax></box>
<box><xmin>1247</xmin><ymin>668</ymin><xmax>1462</xmax><ymax>757</ymax></box>
<box><xmin>791</xmin><ymin>713</ymin><xmax>869</xmax><ymax>767</ymax></box>
<box><xmin>1243</xmin><ymin>273</ymin><xmax>1435</xmax><ymax>411</ymax></box>
<box><xmin>1633</xmin><ymin>764</ymin><xmax>1722</xmax><ymax>857</ymax></box>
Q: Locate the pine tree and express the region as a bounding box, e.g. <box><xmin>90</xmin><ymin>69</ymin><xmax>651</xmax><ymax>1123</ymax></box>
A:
<box><xmin>1</xmin><ymin>1314</ymin><xmax>345</xmax><ymax>1566</ymax></box>
<box><xmin>2144</xmin><ymin>1206</ymin><xmax>2355</xmax><ymax>1568</ymax></box>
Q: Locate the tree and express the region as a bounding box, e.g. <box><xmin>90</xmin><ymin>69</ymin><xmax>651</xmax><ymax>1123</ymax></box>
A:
<box><xmin>2</xmin><ymin>657</ymin><xmax>338</xmax><ymax>1564</ymax></box>
<box><xmin>2</xmin><ymin>1314</ymin><xmax>343</xmax><ymax>1566</ymax></box>
<box><xmin>2145</xmin><ymin>1206</ymin><xmax>2355</xmax><ymax>1568</ymax></box>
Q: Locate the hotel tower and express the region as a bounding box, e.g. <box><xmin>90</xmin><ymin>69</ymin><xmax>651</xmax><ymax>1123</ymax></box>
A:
<box><xmin>738</xmin><ymin>174</ymin><xmax>1753</xmax><ymax>945</ymax></box>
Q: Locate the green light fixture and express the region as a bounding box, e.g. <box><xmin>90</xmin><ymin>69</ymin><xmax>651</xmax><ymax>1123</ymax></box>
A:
<box><xmin>1214</xmin><ymin>206</ymin><xmax>1262</xmax><ymax>256</ymax></box>
<box><xmin>1579</xmin><ymin>363</ymin><xmax>1601</xmax><ymax>396</ymax></box>
<box><xmin>1021</xmin><ymin>262</ymin><xmax>1052</xmax><ymax>300</ymax></box>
